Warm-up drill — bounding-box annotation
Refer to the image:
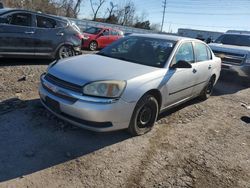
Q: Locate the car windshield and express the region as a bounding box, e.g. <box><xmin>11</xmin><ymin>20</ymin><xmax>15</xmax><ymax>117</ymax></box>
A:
<box><xmin>97</xmin><ymin>36</ymin><xmax>176</xmax><ymax>68</ymax></box>
<box><xmin>84</xmin><ymin>27</ymin><xmax>102</xmax><ymax>34</ymax></box>
<box><xmin>215</xmin><ymin>34</ymin><xmax>250</xmax><ymax>47</ymax></box>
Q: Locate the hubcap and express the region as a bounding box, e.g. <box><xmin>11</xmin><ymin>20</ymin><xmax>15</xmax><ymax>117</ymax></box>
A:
<box><xmin>206</xmin><ymin>80</ymin><xmax>213</xmax><ymax>94</ymax></box>
<box><xmin>90</xmin><ymin>42</ymin><xmax>97</xmax><ymax>50</ymax></box>
<box><xmin>59</xmin><ymin>46</ymin><xmax>74</xmax><ymax>59</ymax></box>
<box><xmin>138</xmin><ymin>106</ymin><xmax>152</xmax><ymax>128</ymax></box>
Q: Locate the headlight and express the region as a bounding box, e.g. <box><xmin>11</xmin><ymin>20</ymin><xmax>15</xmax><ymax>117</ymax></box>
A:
<box><xmin>83</xmin><ymin>81</ymin><xmax>126</xmax><ymax>98</ymax></box>
<box><xmin>46</xmin><ymin>60</ymin><xmax>57</xmax><ymax>73</ymax></box>
<box><xmin>83</xmin><ymin>36</ymin><xmax>90</xmax><ymax>40</ymax></box>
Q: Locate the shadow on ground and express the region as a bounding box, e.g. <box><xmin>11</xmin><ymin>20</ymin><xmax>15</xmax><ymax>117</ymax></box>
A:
<box><xmin>0</xmin><ymin>98</ymin><xmax>131</xmax><ymax>182</ymax></box>
<box><xmin>0</xmin><ymin>58</ymin><xmax>52</xmax><ymax>66</ymax></box>
<box><xmin>213</xmin><ymin>73</ymin><xmax>250</xmax><ymax>96</ymax></box>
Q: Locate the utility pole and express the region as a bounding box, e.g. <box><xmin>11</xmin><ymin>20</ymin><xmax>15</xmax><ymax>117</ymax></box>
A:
<box><xmin>161</xmin><ymin>0</ymin><xmax>167</xmax><ymax>32</ymax></box>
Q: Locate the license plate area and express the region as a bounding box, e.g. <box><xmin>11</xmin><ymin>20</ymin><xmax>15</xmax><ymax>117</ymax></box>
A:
<box><xmin>45</xmin><ymin>96</ymin><xmax>61</xmax><ymax>113</ymax></box>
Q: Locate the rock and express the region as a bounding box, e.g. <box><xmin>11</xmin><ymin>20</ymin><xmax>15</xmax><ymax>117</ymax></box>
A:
<box><xmin>18</xmin><ymin>76</ymin><xmax>26</xmax><ymax>82</ymax></box>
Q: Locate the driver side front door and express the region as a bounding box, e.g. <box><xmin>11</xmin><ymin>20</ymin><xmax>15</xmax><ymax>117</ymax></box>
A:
<box><xmin>164</xmin><ymin>42</ymin><xmax>197</xmax><ymax>107</ymax></box>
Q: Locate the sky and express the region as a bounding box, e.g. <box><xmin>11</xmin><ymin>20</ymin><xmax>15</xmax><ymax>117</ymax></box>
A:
<box><xmin>79</xmin><ymin>0</ymin><xmax>250</xmax><ymax>33</ymax></box>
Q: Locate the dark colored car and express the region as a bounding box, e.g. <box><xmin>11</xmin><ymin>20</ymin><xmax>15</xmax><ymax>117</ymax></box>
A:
<box><xmin>0</xmin><ymin>8</ymin><xmax>83</xmax><ymax>59</ymax></box>
<box><xmin>82</xmin><ymin>26</ymin><xmax>124</xmax><ymax>51</ymax></box>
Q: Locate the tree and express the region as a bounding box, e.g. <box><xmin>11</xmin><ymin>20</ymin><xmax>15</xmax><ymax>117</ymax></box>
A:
<box><xmin>134</xmin><ymin>20</ymin><xmax>151</xmax><ymax>30</ymax></box>
<box><xmin>2</xmin><ymin>0</ymin><xmax>83</xmax><ymax>18</ymax></box>
<box><xmin>115</xmin><ymin>0</ymin><xmax>135</xmax><ymax>26</ymax></box>
<box><xmin>90</xmin><ymin>0</ymin><xmax>106</xmax><ymax>21</ymax></box>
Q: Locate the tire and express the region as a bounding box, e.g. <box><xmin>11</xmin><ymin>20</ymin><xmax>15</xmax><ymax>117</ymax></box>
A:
<box><xmin>57</xmin><ymin>45</ymin><xmax>75</xmax><ymax>59</ymax></box>
<box><xmin>128</xmin><ymin>94</ymin><xmax>159</xmax><ymax>136</ymax></box>
<box><xmin>89</xmin><ymin>41</ymin><xmax>98</xmax><ymax>51</ymax></box>
<box><xmin>200</xmin><ymin>76</ymin><xmax>215</xmax><ymax>100</ymax></box>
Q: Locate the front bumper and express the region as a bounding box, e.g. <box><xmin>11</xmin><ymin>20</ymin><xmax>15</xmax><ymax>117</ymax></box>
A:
<box><xmin>221</xmin><ymin>63</ymin><xmax>250</xmax><ymax>78</ymax></box>
<box><xmin>39</xmin><ymin>77</ymin><xmax>136</xmax><ymax>132</ymax></box>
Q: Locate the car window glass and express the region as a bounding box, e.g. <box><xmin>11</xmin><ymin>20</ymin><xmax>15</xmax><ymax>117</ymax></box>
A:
<box><xmin>6</xmin><ymin>13</ymin><xmax>32</xmax><ymax>27</ymax></box>
<box><xmin>36</xmin><ymin>15</ymin><xmax>57</xmax><ymax>28</ymax></box>
<box><xmin>103</xmin><ymin>30</ymin><xmax>109</xmax><ymax>36</ymax></box>
<box><xmin>111</xmin><ymin>30</ymin><xmax>118</xmax><ymax>35</ymax></box>
<box><xmin>98</xmin><ymin>36</ymin><xmax>176</xmax><ymax>68</ymax></box>
<box><xmin>171</xmin><ymin>42</ymin><xmax>194</xmax><ymax>66</ymax></box>
<box><xmin>84</xmin><ymin>27</ymin><xmax>102</xmax><ymax>34</ymax></box>
<box><xmin>194</xmin><ymin>42</ymin><xmax>209</xmax><ymax>62</ymax></box>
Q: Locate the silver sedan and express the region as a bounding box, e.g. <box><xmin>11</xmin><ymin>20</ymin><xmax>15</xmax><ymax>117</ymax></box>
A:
<box><xmin>39</xmin><ymin>34</ymin><xmax>221</xmax><ymax>135</ymax></box>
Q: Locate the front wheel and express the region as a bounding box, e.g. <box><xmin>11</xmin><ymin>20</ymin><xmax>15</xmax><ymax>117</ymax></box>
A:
<box><xmin>200</xmin><ymin>77</ymin><xmax>215</xmax><ymax>100</ymax></box>
<box><xmin>128</xmin><ymin>95</ymin><xmax>159</xmax><ymax>136</ymax></box>
<box><xmin>89</xmin><ymin>41</ymin><xmax>98</xmax><ymax>51</ymax></box>
<box><xmin>57</xmin><ymin>45</ymin><xmax>75</xmax><ymax>59</ymax></box>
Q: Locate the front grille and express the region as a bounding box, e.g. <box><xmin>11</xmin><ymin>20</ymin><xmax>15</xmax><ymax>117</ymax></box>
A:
<box><xmin>42</xmin><ymin>81</ymin><xmax>77</xmax><ymax>103</ymax></box>
<box><xmin>44</xmin><ymin>74</ymin><xmax>82</xmax><ymax>93</ymax></box>
<box><xmin>213</xmin><ymin>50</ymin><xmax>246</xmax><ymax>65</ymax></box>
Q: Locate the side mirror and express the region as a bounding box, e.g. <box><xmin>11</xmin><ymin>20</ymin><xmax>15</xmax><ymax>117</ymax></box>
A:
<box><xmin>171</xmin><ymin>60</ymin><xmax>192</xmax><ymax>69</ymax></box>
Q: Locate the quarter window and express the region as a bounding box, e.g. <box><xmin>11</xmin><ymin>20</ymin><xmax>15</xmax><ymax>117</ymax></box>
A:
<box><xmin>6</xmin><ymin>13</ymin><xmax>32</xmax><ymax>27</ymax></box>
<box><xmin>171</xmin><ymin>42</ymin><xmax>194</xmax><ymax>66</ymax></box>
<box><xmin>194</xmin><ymin>42</ymin><xmax>210</xmax><ymax>62</ymax></box>
<box><xmin>36</xmin><ymin>16</ymin><xmax>57</xmax><ymax>28</ymax></box>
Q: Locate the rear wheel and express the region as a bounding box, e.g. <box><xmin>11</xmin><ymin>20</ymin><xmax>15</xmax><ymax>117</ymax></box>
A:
<box><xmin>57</xmin><ymin>45</ymin><xmax>75</xmax><ymax>59</ymax></box>
<box><xmin>128</xmin><ymin>94</ymin><xmax>158</xmax><ymax>136</ymax></box>
<box><xmin>200</xmin><ymin>76</ymin><xmax>215</xmax><ymax>100</ymax></box>
<box><xmin>89</xmin><ymin>41</ymin><xmax>98</xmax><ymax>51</ymax></box>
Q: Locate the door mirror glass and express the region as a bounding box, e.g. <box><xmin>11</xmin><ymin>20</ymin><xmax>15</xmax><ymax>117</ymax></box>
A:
<box><xmin>171</xmin><ymin>60</ymin><xmax>192</xmax><ymax>69</ymax></box>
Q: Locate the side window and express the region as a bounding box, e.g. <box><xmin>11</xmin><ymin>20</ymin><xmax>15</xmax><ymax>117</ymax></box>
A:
<box><xmin>36</xmin><ymin>15</ymin><xmax>57</xmax><ymax>28</ymax></box>
<box><xmin>103</xmin><ymin>29</ymin><xmax>110</xmax><ymax>36</ymax></box>
<box><xmin>171</xmin><ymin>42</ymin><xmax>194</xmax><ymax>66</ymax></box>
<box><xmin>111</xmin><ymin>30</ymin><xmax>119</xmax><ymax>36</ymax></box>
<box><xmin>194</xmin><ymin>42</ymin><xmax>209</xmax><ymax>62</ymax></box>
<box><xmin>6</xmin><ymin>13</ymin><xmax>32</xmax><ymax>27</ymax></box>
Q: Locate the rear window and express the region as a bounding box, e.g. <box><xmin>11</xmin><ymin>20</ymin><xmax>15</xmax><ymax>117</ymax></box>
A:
<box><xmin>215</xmin><ymin>34</ymin><xmax>250</xmax><ymax>47</ymax></box>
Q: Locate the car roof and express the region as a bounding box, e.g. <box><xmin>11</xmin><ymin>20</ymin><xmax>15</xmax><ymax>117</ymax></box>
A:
<box><xmin>130</xmin><ymin>33</ymin><xmax>200</xmax><ymax>42</ymax></box>
<box><xmin>0</xmin><ymin>8</ymin><xmax>69</xmax><ymax>23</ymax></box>
<box><xmin>222</xmin><ymin>33</ymin><xmax>250</xmax><ymax>37</ymax></box>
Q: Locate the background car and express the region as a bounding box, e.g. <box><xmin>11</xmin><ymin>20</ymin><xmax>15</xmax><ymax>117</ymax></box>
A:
<box><xmin>0</xmin><ymin>8</ymin><xmax>83</xmax><ymax>59</ymax></box>
<box><xmin>39</xmin><ymin>34</ymin><xmax>221</xmax><ymax>136</ymax></box>
<box><xmin>209</xmin><ymin>32</ymin><xmax>250</xmax><ymax>78</ymax></box>
<box><xmin>82</xmin><ymin>26</ymin><xmax>124</xmax><ymax>51</ymax></box>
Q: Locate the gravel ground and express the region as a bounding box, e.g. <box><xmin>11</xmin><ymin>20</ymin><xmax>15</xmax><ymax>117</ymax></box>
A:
<box><xmin>0</xmin><ymin>54</ymin><xmax>249</xmax><ymax>188</ymax></box>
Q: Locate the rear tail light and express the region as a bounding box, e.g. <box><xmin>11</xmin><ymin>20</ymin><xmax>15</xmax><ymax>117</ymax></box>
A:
<box><xmin>75</xmin><ymin>33</ymin><xmax>84</xmax><ymax>40</ymax></box>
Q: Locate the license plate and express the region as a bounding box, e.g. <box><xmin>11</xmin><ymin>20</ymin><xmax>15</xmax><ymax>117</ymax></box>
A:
<box><xmin>45</xmin><ymin>97</ymin><xmax>61</xmax><ymax>113</ymax></box>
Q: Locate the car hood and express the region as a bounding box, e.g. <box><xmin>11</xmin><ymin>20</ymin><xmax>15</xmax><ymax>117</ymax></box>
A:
<box><xmin>209</xmin><ymin>43</ymin><xmax>250</xmax><ymax>55</ymax></box>
<box><xmin>48</xmin><ymin>54</ymin><xmax>161</xmax><ymax>86</ymax></box>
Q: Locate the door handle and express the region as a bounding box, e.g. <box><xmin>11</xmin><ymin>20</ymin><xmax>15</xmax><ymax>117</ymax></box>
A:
<box><xmin>56</xmin><ymin>32</ymin><xmax>64</xmax><ymax>36</ymax></box>
<box><xmin>25</xmin><ymin>31</ymin><xmax>35</xmax><ymax>34</ymax></box>
<box><xmin>208</xmin><ymin>65</ymin><xmax>212</xmax><ymax>69</ymax></box>
<box><xmin>192</xmin><ymin>68</ymin><xmax>197</xmax><ymax>73</ymax></box>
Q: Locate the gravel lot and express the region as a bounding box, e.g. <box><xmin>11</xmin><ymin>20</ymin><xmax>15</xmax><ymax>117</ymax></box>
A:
<box><xmin>0</xmin><ymin>54</ymin><xmax>250</xmax><ymax>188</ymax></box>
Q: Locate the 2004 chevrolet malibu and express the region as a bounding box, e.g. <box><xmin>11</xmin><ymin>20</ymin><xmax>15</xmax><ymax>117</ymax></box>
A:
<box><xmin>39</xmin><ymin>34</ymin><xmax>221</xmax><ymax>136</ymax></box>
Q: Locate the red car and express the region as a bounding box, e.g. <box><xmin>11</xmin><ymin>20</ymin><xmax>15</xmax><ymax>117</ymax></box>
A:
<box><xmin>82</xmin><ymin>27</ymin><xmax>124</xmax><ymax>51</ymax></box>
